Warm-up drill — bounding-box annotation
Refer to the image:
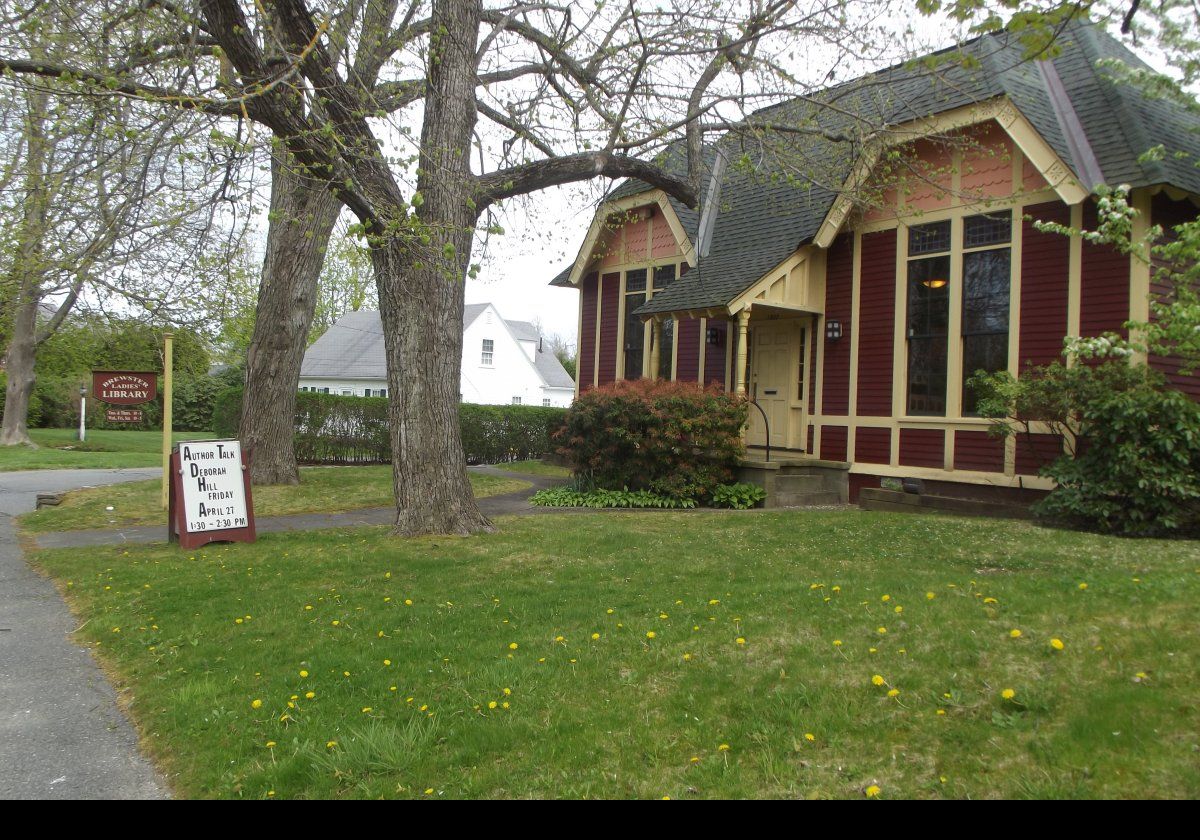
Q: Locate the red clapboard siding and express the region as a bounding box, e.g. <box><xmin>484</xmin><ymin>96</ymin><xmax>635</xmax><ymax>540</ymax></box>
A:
<box><xmin>855</xmin><ymin>427</ymin><xmax>892</xmax><ymax>464</ymax></box>
<box><xmin>808</xmin><ymin>323</ymin><xmax>818</xmax><ymax>413</ymax></box>
<box><xmin>899</xmin><ymin>428</ymin><xmax>944</xmax><ymax>468</ymax></box>
<box><xmin>856</xmin><ymin>229</ymin><xmax>897</xmax><ymax>415</ymax></box>
<box><xmin>954</xmin><ymin>430</ymin><xmax>1005</xmax><ymax>472</ymax></box>
<box><xmin>806</xmin><ymin>424</ymin><xmax>814</xmax><ymax>454</ymax></box>
<box><xmin>676</xmin><ymin>318</ymin><xmax>701</xmax><ymax>382</ymax></box>
<box><xmin>822</xmin><ymin>234</ymin><xmax>854</xmax><ymax>414</ymax></box>
<box><xmin>1149</xmin><ymin>194</ymin><xmax>1200</xmax><ymax>400</ymax></box>
<box><xmin>578</xmin><ymin>272</ymin><xmax>598</xmax><ymax>390</ymax></box>
<box><xmin>1019</xmin><ymin>202</ymin><xmax>1070</xmax><ymax>369</ymax></box>
<box><xmin>704</xmin><ymin>320</ymin><xmax>728</xmax><ymax>387</ymax></box>
<box><xmin>1015</xmin><ymin>433</ymin><xmax>1063</xmax><ymax>474</ymax></box>
<box><xmin>820</xmin><ymin>425</ymin><xmax>848</xmax><ymax>461</ymax></box>
<box><xmin>598</xmin><ymin>272</ymin><xmax>620</xmax><ymax>385</ymax></box>
<box><xmin>1080</xmin><ymin>201</ymin><xmax>1130</xmax><ymax>338</ymax></box>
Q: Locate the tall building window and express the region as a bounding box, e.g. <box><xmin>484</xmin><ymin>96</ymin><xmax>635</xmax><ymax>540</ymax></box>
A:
<box><xmin>961</xmin><ymin>212</ymin><xmax>1011</xmax><ymax>414</ymax></box>
<box><xmin>624</xmin><ymin>269</ymin><xmax>647</xmax><ymax>380</ymax></box>
<box><xmin>481</xmin><ymin>338</ymin><xmax>494</xmax><ymax>365</ymax></box>
<box><xmin>653</xmin><ymin>265</ymin><xmax>676</xmax><ymax>379</ymax></box>
<box><xmin>512</xmin><ymin>396</ymin><xmax>522</xmax><ymax>405</ymax></box>
<box><xmin>906</xmin><ymin>221</ymin><xmax>951</xmax><ymax>415</ymax></box>
<box><xmin>542</xmin><ymin>398</ymin><xmax>551</xmax><ymax>406</ymax></box>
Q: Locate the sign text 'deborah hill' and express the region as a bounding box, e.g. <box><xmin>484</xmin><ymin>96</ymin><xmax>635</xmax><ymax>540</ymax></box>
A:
<box><xmin>178</xmin><ymin>440</ymin><xmax>249</xmax><ymax>533</ymax></box>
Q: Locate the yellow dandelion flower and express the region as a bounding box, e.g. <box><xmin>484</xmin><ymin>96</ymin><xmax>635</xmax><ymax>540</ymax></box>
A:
<box><xmin>936</xmin><ymin>709</ymin><xmax>946</xmax><ymax>716</ymax></box>
<box><xmin>266</xmin><ymin>741</ymin><xmax>276</xmax><ymax>748</ymax></box>
<box><xmin>235</xmin><ymin>618</ymin><xmax>243</xmax><ymax>625</ymax></box>
<box><xmin>326</xmin><ymin>740</ymin><xmax>337</xmax><ymax>749</ymax></box>
<box><xmin>709</xmin><ymin>599</ymin><xmax>720</xmax><ymax>605</ymax></box>
<box><xmin>735</xmin><ymin>637</ymin><xmax>746</xmax><ymax>646</ymax></box>
<box><xmin>925</xmin><ymin>592</ymin><xmax>935</xmax><ymax>600</ymax></box>
<box><xmin>299</xmin><ymin>670</ymin><xmax>308</xmax><ymax>678</ymax></box>
<box><xmin>488</xmin><ymin>701</ymin><xmax>498</xmax><ymax>710</ymax></box>
<box><xmin>405</xmin><ymin>599</ymin><xmax>413</xmax><ymax>606</ymax></box>
<box><xmin>887</xmin><ymin>688</ymin><xmax>900</xmax><ymax>698</ymax></box>
<box><xmin>384</xmin><ymin>572</ymin><xmax>391</xmax><ymax>579</ymax></box>
<box><xmin>343</xmin><ymin>671</ymin><xmax>350</xmax><ymax>677</ymax></box>
<box><xmin>831</xmin><ymin>585</ymin><xmax>841</xmax><ymax>593</ymax></box>
<box><xmin>1050</xmin><ymin>638</ymin><xmax>1064</xmax><ymax>651</ymax></box>
<box><xmin>881</xmin><ymin>594</ymin><xmax>890</xmax><ymax>602</ymax></box>
<box><xmin>424</xmin><ymin>788</ymin><xmax>434</xmax><ymax>795</ymax></box>
<box><xmin>509</xmin><ymin>642</ymin><xmax>519</xmax><ymax>650</ymax></box>
<box><xmin>591</xmin><ymin>633</ymin><xmax>600</xmax><ymax>641</ymax></box>
<box><xmin>419</xmin><ymin>704</ymin><xmax>428</xmax><ymax>712</ymax></box>
<box><xmin>646</xmin><ymin>631</ymin><xmax>656</xmax><ymax>639</ymax></box>
<box><xmin>865</xmin><ymin>785</ymin><xmax>881</xmax><ymax>798</ymax></box>
<box><xmin>868</xmin><ymin>647</ymin><xmax>877</xmax><ymax>653</ymax></box>
<box><xmin>983</xmin><ymin>597</ymin><xmax>998</xmax><ymax>604</ymax></box>
<box><xmin>606</xmin><ymin>608</ymin><xmax>614</xmax><ymax>614</ymax></box>
<box><xmin>305</xmin><ymin>605</ymin><xmax>313</xmax><ymax>611</ymax></box>
<box><xmin>1078</xmin><ymin>583</ymin><xmax>1088</xmax><ymax>591</ymax></box>
<box><xmin>833</xmin><ymin>640</ymin><xmax>842</xmax><ymax>647</ymax></box>
<box><xmin>659</xmin><ymin>613</ymin><xmax>669</xmax><ymax>620</ymax></box>
<box><xmin>501</xmin><ymin>702</ymin><xmax>510</xmax><ymax>710</ymax></box>
<box><xmin>804</xmin><ymin>733</ymin><xmax>815</xmax><ymax>742</ymax></box>
<box><xmin>871</xmin><ymin>675</ymin><xmax>885</xmax><ymax>686</ymax></box>
<box><xmin>251</xmin><ymin>699</ymin><xmax>263</xmax><ymax>709</ymax></box>
<box><xmin>683</xmin><ymin>653</ymin><xmax>693</xmax><ymax>661</ymax></box>
<box><xmin>305</xmin><ymin>691</ymin><xmax>315</xmax><ymax>699</ymax></box>
<box><xmin>893</xmin><ymin>606</ymin><xmax>903</xmax><ymax>614</ymax></box>
<box><xmin>877</xmin><ymin>627</ymin><xmax>887</xmax><ymax>635</ymax></box>
<box><xmin>554</xmin><ymin>635</ymin><xmax>565</xmax><ymax>642</ymax></box>
<box><xmin>1009</xmin><ymin>629</ymin><xmax>1022</xmax><ymax>639</ymax></box>
<box><xmin>717</xmin><ymin>743</ymin><xmax>730</xmax><ymax>752</ymax></box>
<box><xmin>383</xmin><ymin>659</ymin><xmax>391</xmax><ymax>666</ymax></box>
<box><xmin>331</xmin><ymin>620</ymin><xmax>339</xmax><ymax>626</ymax></box>
<box><xmin>1001</xmin><ymin>688</ymin><xmax>1016</xmax><ymax>700</ymax></box>
<box><xmin>690</xmin><ymin>756</ymin><xmax>700</xmax><ymax>763</ymax></box>
<box><xmin>361</xmin><ymin>707</ymin><xmax>372</xmax><ymax>713</ymax></box>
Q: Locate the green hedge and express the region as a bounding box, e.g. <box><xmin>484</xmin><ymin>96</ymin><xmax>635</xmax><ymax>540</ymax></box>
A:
<box><xmin>213</xmin><ymin>387</ymin><xmax>566</xmax><ymax>465</ymax></box>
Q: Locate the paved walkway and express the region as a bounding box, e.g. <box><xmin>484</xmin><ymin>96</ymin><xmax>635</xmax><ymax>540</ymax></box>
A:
<box><xmin>32</xmin><ymin>466</ymin><xmax>567</xmax><ymax>550</ymax></box>
<box><xmin>0</xmin><ymin>468</ymin><xmax>168</xmax><ymax>799</ymax></box>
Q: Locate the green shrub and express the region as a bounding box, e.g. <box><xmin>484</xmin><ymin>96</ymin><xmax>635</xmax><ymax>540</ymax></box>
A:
<box><xmin>555</xmin><ymin>379</ymin><xmax>747</xmax><ymax>500</ymax></box>
<box><xmin>710</xmin><ymin>482</ymin><xmax>767</xmax><ymax>510</ymax></box>
<box><xmin>529</xmin><ymin>487</ymin><xmax>697</xmax><ymax>508</ymax></box>
<box><xmin>972</xmin><ymin>361</ymin><xmax>1200</xmax><ymax>536</ymax></box>
<box><xmin>209</xmin><ymin>387</ymin><xmax>565</xmax><ymax>464</ymax></box>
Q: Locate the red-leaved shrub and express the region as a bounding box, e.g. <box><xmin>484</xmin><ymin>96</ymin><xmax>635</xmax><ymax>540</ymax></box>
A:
<box><xmin>555</xmin><ymin>379</ymin><xmax>747</xmax><ymax>500</ymax></box>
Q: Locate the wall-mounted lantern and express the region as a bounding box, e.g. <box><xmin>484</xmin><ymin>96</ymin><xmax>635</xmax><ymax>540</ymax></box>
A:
<box><xmin>825</xmin><ymin>319</ymin><xmax>843</xmax><ymax>341</ymax></box>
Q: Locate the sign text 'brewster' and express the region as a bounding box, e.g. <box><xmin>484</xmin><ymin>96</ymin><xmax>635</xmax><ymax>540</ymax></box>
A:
<box><xmin>92</xmin><ymin>370</ymin><xmax>158</xmax><ymax>405</ymax></box>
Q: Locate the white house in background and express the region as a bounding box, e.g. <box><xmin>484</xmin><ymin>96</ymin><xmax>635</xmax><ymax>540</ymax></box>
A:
<box><xmin>298</xmin><ymin>304</ymin><xmax>575</xmax><ymax>407</ymax></box>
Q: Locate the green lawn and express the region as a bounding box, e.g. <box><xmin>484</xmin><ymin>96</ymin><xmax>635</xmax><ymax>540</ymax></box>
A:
<box><xmin>29</xmin><ymin>510</ymin><xmax>1200</xmax><ymax>799</ymax></box>
<box><xmin>491</xmin><ymin>459</ymin><xmax>571</xmax><ymax>478</ymax></box>
<box><xmin>21</xmin><ymin>467</ymin><xmax>529</xmax><ymax>532</ymax></box>
<box><xmin>0</xmin><ymin>429</ymin><xmax>215</xmax><ymax>471</ymax></box>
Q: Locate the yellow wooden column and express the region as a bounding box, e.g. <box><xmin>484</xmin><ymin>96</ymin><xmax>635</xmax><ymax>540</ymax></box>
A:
<box><xmin>735</xmin><ymin>309</ymin><xmax>750</xmax><ymax>395</ymax></box>
<box><xmin>161</xmin><ymin>331</ymin><xmax>174</xmax><ymax>509</ymax></box>
<box><xmin>649</xmin><ymin>319</ymin><xmax>663</xmax><ymax>380</ymax></box>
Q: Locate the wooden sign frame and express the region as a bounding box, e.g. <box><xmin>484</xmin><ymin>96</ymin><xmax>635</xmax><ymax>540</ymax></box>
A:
<box><xmin>168</xmin><ymin>444</ymin><xmax>257</xmax><ymax>549</ymax></box>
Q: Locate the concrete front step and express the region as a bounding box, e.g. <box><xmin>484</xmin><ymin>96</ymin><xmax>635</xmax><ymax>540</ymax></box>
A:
<box><xmin>769</xmin><ymin>491</ymin><xmax>844</xmax><ymax>508</ymax></box>
<box><xmin>773</xmin><ymin>474</ymin><xmax>828</xmax><ymax>494</ymax></box>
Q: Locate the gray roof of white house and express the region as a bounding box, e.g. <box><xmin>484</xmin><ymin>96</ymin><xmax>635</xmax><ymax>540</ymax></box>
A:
<box><xmin>300</xmin><ymin>307</ymin><xmax>575</xmax><ymax>389</ymax></box>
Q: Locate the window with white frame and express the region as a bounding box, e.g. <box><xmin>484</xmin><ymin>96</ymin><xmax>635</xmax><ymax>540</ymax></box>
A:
<box><xmin>481</xmin><ymin>338</ymin><xmax>494</xmax><ymax>365</ymax></box>
<box><xmin>512</xmin><ymin>396</ymin><xmax>522</xmax><ymax>405</ymax></box>
<box><xmin>542</xmin><ymin>398</ymin><xmax>551</xmax><ymax>406</ymax></box>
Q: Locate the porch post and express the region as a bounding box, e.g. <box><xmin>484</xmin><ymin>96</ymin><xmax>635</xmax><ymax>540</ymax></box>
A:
<box><xmin>649</xmin><ymin>318</ymin><xmax>663</xmax><ymax>380</ymax></box>
<box><xmin>735</xmin><ymin>309</ymin><xmax>750</xmax><ymax>395</ymax></box>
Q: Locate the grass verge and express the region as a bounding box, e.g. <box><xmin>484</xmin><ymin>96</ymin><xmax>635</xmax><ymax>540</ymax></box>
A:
<box><xmin>0</xmin><ymin>429</ymin><xmax>215</xmax><ymax>471</ymax></box>
<box><xmin>20</xmin><ymin>467</ymin><xmax>528</xmax><ymax>532</ymax></box>
<box><xmin>490</xmin><ymin>459</ymin><xmax>570</xmax><ymax>478</ymax></box>
<box><xmin>29</xmin><ymin>510</ymin><xmax>1200</xmax><ymax>799</ymax></box>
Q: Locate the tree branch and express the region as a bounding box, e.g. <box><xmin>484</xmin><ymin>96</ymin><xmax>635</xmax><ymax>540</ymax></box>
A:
<box><xmin>476</xmin><ymin>151</ymin><xmax>697</xmax><ymax>211</ymax></box>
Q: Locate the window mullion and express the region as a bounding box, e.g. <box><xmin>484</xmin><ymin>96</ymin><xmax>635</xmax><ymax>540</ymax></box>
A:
<box><xmin>946</xmin><ymin>215</ymin><xmax>965</xmax><ymax>419</ymax></box>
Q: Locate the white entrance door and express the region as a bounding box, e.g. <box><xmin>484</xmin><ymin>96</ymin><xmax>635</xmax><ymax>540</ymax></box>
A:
<box><xmin>748</xmin><ymin>321</ymin><xmax>795</xmax><ymax>450</ymax></box>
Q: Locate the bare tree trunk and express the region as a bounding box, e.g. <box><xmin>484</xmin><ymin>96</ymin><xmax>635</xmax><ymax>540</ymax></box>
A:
<box><xmin>1</xmin><ymin>292</ymin><xmax>40</xmax><ymax>446</ymax></box>
<box><xmin>374</xmin><ymin>0</ymin><xmax>491</xmax><ymax>535</ymax></box>
<box><xmin>239</xmin><ymin>151</ymin><xmax>340</xmax><ymax>485</ymax></box>
<box><xmin>1</xmin><ymin>87</ymin><xmax>51</xmax><ymax>447</ymax></box>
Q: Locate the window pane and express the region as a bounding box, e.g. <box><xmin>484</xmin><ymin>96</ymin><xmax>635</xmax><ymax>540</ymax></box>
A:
<box><xmin>907</xmin><ymin>256</ymin><xmax>950</xmax><ymax>337</ymax></box>
<box><xmin>909</xmin><ymin>220</ymin><xmax>951</xmax><ymax>255</ymax></box>
<box><xmin>653</xmin><ymin>264</ymin><xmax>676</xmax><ymax>291</ymax></box>
<box><xmin>625</xmin><ymin>268</ymin><xmax>647</xmax><ymax>293</ymax></box>
<box><xmin>962</xmin><ymin>333</ymin><xmax>1008</xmax><ymax>414</ymax></box>
<box><xmin>963</xmin><ymin>211</ymin><xmax>1012</xmax><ymax>248</ymax></box>
<box><xmin>658</xmin><ymin>319</ymin><xmax>675</xmax><ymax>379</ymax></box>
<box><xmin>624</xmin><ymin>293</ymin><xmax>646</xmax><ymax>380</ymax></box>
<box><xmin>907</xmin><ymin>336</ymin><xmax>947</xmax><ymax>415</ymax></box>
<box><xmin>962</xmin><ymin>249</ymin><xmax>1010</xmax><ymax>335</ymax></box>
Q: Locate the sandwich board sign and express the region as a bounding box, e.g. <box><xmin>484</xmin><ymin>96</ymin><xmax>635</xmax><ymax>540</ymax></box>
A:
<box><xmin>168</xmin><ymin>439</ymin><xmax>256</xmax><ymax>549</ymax></box>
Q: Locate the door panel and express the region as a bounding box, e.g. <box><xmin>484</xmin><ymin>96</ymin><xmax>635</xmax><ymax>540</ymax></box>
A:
<box><xmin>748</xmin><ymin>322</ymin><xmax>796</xmax><ymax>449</ymax></box>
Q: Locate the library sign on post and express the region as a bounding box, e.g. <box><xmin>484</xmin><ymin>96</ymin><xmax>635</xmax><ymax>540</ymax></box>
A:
<box><xmin>168</xmin><ymin>439</ymin><xmax>256</xmax><ymax>549</ymax></box>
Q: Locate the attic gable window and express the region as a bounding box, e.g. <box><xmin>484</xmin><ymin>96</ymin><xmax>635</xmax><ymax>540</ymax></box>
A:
<box><xmin>481</xmin><ymin>338</ymin><xmax>494</xmax><ymax>366</ymax></box>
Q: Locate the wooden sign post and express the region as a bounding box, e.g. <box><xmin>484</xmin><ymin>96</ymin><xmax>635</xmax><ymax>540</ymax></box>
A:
<box><xmin>168</xmin><ymin>439</ymin><xmax>257</xmax><ymax>549</ymax></box>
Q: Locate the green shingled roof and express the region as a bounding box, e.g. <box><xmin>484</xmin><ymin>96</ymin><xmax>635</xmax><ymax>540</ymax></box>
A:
<box><xmin>549</xmin><ymin>23</ymin><xmax>1200</xmax><ymax>317</ymax></box>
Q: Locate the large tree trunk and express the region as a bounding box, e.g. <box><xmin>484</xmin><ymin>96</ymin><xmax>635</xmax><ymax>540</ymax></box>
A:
<box><xmin>239</xmin><ymin>151</ymin><xmax>340</xmax><ymax>485</ymax></box>
<box><xmin>373</xmin><ymin>0</ymin><xmax>491</xmax><ymax>535</ymax></box>
<box><xmin>1</xmin><ymin>293</ymin><xmax>40</xmax><ymax>446</ymax></box>
<box><xmin>1</xmin><ymin>87</ymin><xmax>51</xmax><ymax>447</ymax></box>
